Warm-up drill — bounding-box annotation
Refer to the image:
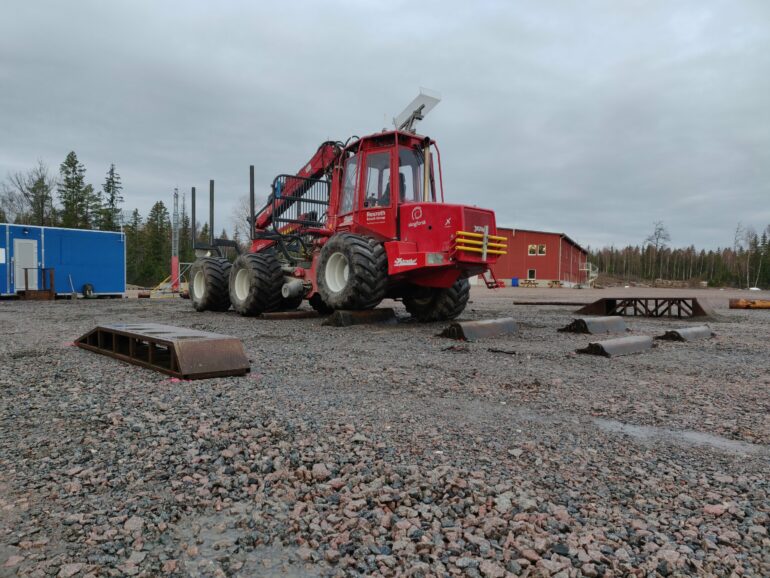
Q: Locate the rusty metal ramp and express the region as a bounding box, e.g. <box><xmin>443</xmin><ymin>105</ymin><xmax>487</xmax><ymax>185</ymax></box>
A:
<box><xmin>76</xmin><ymin>323</ymin><xmax>250</xmax><ymax>379</ymax></box>
<box><xmin>576</xmin><ymin>297</ymin><xmax>713</xmax><ymax>318</ymax></box>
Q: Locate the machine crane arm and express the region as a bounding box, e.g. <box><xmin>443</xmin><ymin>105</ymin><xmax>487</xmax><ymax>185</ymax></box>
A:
<box><xmin>253</xmin><ymin>141</ymin><xmax>344</xmax><ymax>232</ymax></box>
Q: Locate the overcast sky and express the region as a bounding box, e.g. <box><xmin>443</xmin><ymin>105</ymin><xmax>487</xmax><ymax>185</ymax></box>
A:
<box><xmin>1</xmin><ymin>1</ymin><xmax>768</xmax><ymax>249</ymax></box>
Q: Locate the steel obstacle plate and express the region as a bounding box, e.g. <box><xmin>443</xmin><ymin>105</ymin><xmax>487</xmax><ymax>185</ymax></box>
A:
<box><xmin>438</xmin><ymin>318</ymin><xmax>519</xmax><ymax>341</ymax></box>
<box><xmin>76</xmin><ymin>323</ymin><xmax>250</xmax><ymax>379</ymax></box>
<box><xmin>655</xmin><ymin>325</ymin><xmax>713</xmax><ymax>342</ymax></box>
<box><xmin>261</xmin><ymin>310</ymin><xmax>320</xmax><ymax>320</ymax></box>
<box><xmin>559</xmin><ymin>316</ymin><xmax>627</xmax><ymax>334</ymax></box>
<box><xmin>576</xmin><ymin>335</ymin><xmax>654</xmax><ymax>357</ymax></box>
<box><xmin>322</xmin><ymin>308</ymin><xmax>397</xmax><ymax>327</ymax></box>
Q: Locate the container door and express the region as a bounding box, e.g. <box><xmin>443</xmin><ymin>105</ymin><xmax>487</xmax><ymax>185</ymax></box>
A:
<box><xmin>14</xmin><ymin>239</ymin><xmax>38</xmax><ymax>290</ymax></box>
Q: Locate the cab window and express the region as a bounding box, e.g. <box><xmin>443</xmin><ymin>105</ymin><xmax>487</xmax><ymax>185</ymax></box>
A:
<box><xmin>363</xmin><ymin>151</ymin><xmax>392</xmax><ymax>207</ymax></box>
<box><xmin>340</xmin><ymin>154</ymin><xmax>359</xmax><ymax>214</ymax></box>
<box><xmin>398</xmin><ymin>147</ymin><xmax>435</xmax><ymax>203</ymax></box>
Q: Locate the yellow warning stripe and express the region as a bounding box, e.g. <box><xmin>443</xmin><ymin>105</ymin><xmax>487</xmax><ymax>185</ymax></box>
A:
<box><xmin>454</xmin><ymin>238</ymin><xmax>507</xmax><ymax>249</ymax></box>
<box><xmin>455</xmin><ymin>245</ymin><xmax>507</xmax><ymax>255</ymax></box>
<box><xmin>456</xmin><ymin>230</ymin><xmax>507</xmax><ymax>242</ymax></box>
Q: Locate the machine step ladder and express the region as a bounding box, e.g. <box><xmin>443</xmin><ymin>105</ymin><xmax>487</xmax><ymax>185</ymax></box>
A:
<box><xmin>481</xmin><ymin>269</ymin><xmax>505</xmax><ymax>289</ymax></box>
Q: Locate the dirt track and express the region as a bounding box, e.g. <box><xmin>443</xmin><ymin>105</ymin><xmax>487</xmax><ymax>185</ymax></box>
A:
<box><xmin>1</xmin><ymin>287</ymin><xmax>769</xmax><ymax>577</ymax></box>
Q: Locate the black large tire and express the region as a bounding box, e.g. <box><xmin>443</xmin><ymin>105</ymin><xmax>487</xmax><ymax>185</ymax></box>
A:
<box><xmin>403</xmin><ymin>278</ymin><xmax>470</xmax><ymax>322</ymax></box>
<box><xmin>280</xmin><ymin>294</ymin><xmax>304</xmax><ymax>311</ymax></box>
<box><xmin>190</xmin><ymin>258</ymin><xmax>231</xmax><ymax>312</ymax></box>
<box><xmin>317</xmin><ymin>234</ymin><xmax>387</xmax><ymax>310</ymax></box>
<box><xmin>229</xmin><ymin>253</ymin><xmax>284</xmax><ymax>316</ymax></box>
<box><xmin>309</xmin><ymin>293</ymin><xmax>333</xmax><ymax>315</ymax></box>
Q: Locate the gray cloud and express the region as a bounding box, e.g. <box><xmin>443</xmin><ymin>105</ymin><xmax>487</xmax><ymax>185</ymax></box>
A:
<box><xmin>1</xmin><ymin>0</ymin><xmax>768</xmax><ymax>248</ymax></box>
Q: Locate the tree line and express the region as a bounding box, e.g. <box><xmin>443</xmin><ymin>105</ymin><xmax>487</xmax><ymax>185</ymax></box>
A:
<box><xmin>1</xmin><ymin>152</ymin><xmax>238</xmax><ymax>288</ymax></box>
<box><xmin>123</xmin><ymin>197</ymin><xmax>227</xmax><ymax>287</ymax></box>
<box><xmin>0</xmin><ymin>153</ymin><xmax>123</xmax><ymax>231</ymax></box>
<box><xmin>588</xmin><ymin>221</ymin><xmax>770</xmax><ymax>289</ymax></box>
<box><xmin>4</xmin><ymin>158</ymin><xmax>768</xmax><ymax>289</ymax></box>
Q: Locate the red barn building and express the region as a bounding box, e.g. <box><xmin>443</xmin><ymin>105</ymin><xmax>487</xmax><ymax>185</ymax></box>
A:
<box><xmin>488</xmin><ymin>228</ymin><xmax>589</xmax><ymax>287</ymax></box>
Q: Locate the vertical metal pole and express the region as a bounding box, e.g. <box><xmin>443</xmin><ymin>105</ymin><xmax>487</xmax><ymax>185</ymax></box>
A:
<box><xmin>209</xmin><ymin>180</ymin><xmax>215</xmax><ymax>246</ymax></box>
<box><xmin>249</xmin><ymin>165</ymin><xmax>255</xmax><ymax>241</ymax></box>
<box><xmin>423</xmin><ymin>145</ymin><xmax>431</xmax><ymax>202</ymax></box>
<box><xmin>191</xmin><ymin>187</ymin><xmax>196</xmax><ymax>248</ymax></box>
<box><xmin>171</xmin><ymin>188</ymin><xmax>179</xmax><ymax>291</ymax></box>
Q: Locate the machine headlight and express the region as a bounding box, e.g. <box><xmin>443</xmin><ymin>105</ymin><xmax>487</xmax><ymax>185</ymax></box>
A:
<box><xmin>427</xmin><ymin>253</ymin><xmax>445</xmax><ymax>265</ymax></box>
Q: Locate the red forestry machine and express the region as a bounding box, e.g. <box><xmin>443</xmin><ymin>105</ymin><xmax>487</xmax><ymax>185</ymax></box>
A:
<box><xmin>189</xmin><ymin>93</ymin><xmax>507</xmax><ymax>321</ymax></box>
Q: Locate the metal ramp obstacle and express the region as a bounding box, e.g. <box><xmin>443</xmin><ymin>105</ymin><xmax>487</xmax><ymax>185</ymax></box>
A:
<box><xmin>576</xmin><ymin>297</ymin><xmax>713</xmax><ymax>318</ymax></box>
<box><xmin>76</xmin><ymin>323</ymin><xmax>250</xmax><ymax>379</ymax></box>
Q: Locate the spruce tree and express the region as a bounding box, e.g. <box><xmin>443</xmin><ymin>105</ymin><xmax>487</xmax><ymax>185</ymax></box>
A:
<box><xmin>141</xmin><ymin>201</ymin><xmax>171</xmax><ymax>285</ymax></box>
<box><xmin>58</xmin><ymin>151</ymin><xmax>100</xmax><ymax>228</ymax></box>
<box><xmin>198</xmin><ymin>222</ymin><xmax>210</xmax><ymax>246</ymax></box>
<box><xmin>179</xmin><ymin>194</ymin><xmax>195</xmax><ymax>263</ymax></box>
<box><xmin>100</xmin><ymin>164</ymin><xmax>124</xmax><ymax>231</ymax></box>
<box><xmin>124</xmin><ymin>209</ymin><xmax>144</xmax><ymax>285</ymax></box>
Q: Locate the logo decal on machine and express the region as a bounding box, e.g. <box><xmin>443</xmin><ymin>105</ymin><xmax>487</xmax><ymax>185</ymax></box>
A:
<box><xmin>444</xmin><ymin>217</ymin><xmax>452</xmax><ymax>228</ymax></box>
<box><xmin>474</xmin><ymin>225</ymin><xmax>488</xmax><ymax>234</ymax></box>
<box><xmin>408</xmin><ymin>206</ymin><xmax>426</xmax><ymax>229</ymax></box>
<box><xmin>340</xmin><ymin>215</ymin><xmax>352</xmax><ymax>225</ymax></box>
<box><xmin>393</xmin><ymin>257</ymin><xmax>418</xmax><ymax>267</ymax></box>
<box><xmin>366</xmin><ymin>210</ymin><xmax>386</xmax><ymax>223</ymax></box>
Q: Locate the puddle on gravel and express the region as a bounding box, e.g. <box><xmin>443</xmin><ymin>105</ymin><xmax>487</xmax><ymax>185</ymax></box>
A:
<box><xmin>174</xmin><ymin>507</ymin><xmax>323</xmax><ymax>578</ymax></box>
<box><xmin>594</xmin><ymin>418</ymin><xmax>768</xmax><ymax>455</ymax></box>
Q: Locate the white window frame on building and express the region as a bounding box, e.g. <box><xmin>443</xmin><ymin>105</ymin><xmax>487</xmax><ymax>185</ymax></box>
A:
<box><xmin>528</xmin><ymin>244</ymin><xmax>537</xmax><ymax>255</ymax></box>
<box><xmin>527</xmin><ymin>269</ymin><xmax>536</xmax><ymax>279</ymax></box>
<box><xmin>538</xmin><ymin>244</ymin><xmax>546</xmax><ymax>255</ymax></box>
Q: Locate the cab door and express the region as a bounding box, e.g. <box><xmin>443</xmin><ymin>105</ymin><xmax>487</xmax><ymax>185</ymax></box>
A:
<box><xmin>335</xmin><ymin>153</ymin><xmax>360</xmax><ymax>231</ymax></box>
<box><xmin>356</xmin><ymin>148</ymin><xmax>397</xmax><ymax>240</ymax></box>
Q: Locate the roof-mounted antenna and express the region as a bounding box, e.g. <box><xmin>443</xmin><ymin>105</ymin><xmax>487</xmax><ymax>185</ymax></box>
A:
<box><xmin>393</xmin><ymin>88</ymin><xmax>441</xmax><ymax>133</ymax></box>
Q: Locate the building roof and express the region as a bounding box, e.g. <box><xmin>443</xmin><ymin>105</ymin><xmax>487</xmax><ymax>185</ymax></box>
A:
<box><xmin>498</xmin><ymin>227</ymin><xmax>587</xmax><ymax>254</ymax></box>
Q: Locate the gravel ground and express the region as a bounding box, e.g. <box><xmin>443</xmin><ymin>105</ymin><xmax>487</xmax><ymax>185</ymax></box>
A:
<box><xmin>1</xmin><ymin>288</ymin><xmax>769</xmax><ymax>577</ymax></box>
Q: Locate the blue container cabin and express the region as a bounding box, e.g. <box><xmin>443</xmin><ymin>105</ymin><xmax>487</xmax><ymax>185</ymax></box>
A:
<box><xmin>0</xmin><ymin>224</ymin><xmax>126</xmax><ymax>297</ymax></box>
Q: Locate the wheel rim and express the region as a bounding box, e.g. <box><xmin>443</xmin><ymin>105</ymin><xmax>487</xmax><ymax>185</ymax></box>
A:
<box><xmin>193</xmin><ymin>271</ymin><xmax>206</xmax><ymax>298</ymax></box>
<box><xmin>234</xmin><ymin>268</ymin><xmax>251</xmax><ymax>301</ymax></box>
<box><xmin>325</xmin><ymin>252</ymin><xmax>349</xmax><ymax>293</ymax></box>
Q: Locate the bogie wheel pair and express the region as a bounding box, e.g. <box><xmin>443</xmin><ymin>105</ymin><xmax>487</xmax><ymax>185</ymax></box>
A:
<box><xmin>229</xmin><ymin>253</ymin><xmax>287</xmax><ymax>316</ymax></box>
<box><xmin>189</xmin><ymin>257</ymin><xmax>232</xmax><ymax>312</ymax></box>
<box><xmin>190</xmin><ymin>254</ymin><xmax>302</xmax><ymax>316</ymax></box>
